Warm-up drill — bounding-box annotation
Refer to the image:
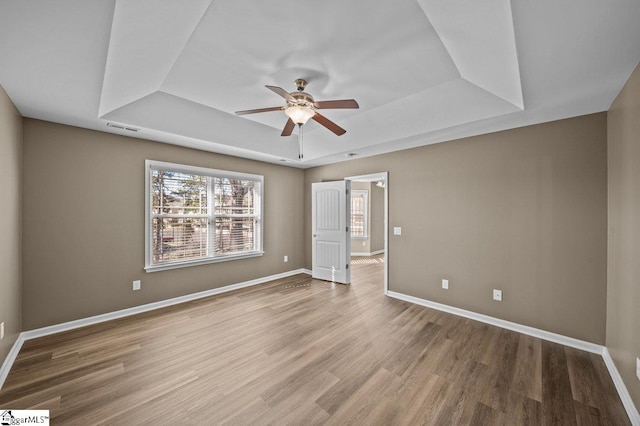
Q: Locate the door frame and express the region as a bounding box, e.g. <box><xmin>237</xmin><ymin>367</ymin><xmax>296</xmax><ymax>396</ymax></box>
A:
<box><xmin>345</xmin><ymin>172</ymin><xmax>389</xmax><ymax>294</ymax></box>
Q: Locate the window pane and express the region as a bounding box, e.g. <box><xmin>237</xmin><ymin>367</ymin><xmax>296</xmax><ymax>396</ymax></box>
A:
<box><xmin>351</xmin><ymin>192</ymin><xmax>366</xmax><ymax>237</ymax></box>
<box><xmin>151</xmin><ymin>217</ymin><xmax>209</xmax><ymax>263</ymax></box>
<box><xmin>352</xmin><ymin>215</ymin><xmax>364</xmax><ymax>237</ymax></box>
<box><xmin>151</xmin><ymin>170</ymin><xmax>208</xmax><ymax>215</ymax></box>
<box><xmin>214</xmin><ymin>177</ymin><xmax>260</xmax><ymax>254</ymax></box>
<box><xmin>214</xmin><ymin>177</ymin><xmax>259</xmax><ymax>216</ymax></box>
<box><xmin>215</xmin><ymin>216</ymin><xmax>257</xmax><ymax>254</ymax></box>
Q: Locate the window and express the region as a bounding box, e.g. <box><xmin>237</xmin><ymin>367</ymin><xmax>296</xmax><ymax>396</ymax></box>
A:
<box><xmin>350</xmin><ymin>189</ymin><xmax>368</xmax><ymax>238</ymax></box>
<box><xmin>145</xmin><ymin>160</ymin><xmax>263</xmax><ymax>272</ymax></box>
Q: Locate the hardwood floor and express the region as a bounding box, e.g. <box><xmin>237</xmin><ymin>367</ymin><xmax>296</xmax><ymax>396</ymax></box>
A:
<box><xmin>0</xmin><ymin>255</ymin><xmax>630</xmax><ymax>425</ymax></box>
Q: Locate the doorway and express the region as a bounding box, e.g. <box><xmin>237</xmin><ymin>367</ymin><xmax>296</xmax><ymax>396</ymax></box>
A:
<box><xmin>345</xmin><ymin>172</ymin><xmax>389</xmax><ymax>294</ymax></box>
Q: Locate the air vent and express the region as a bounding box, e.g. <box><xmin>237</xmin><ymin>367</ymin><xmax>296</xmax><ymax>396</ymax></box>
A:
<box><xmin>107</xmin><ymin>122</ymin><xmax>140</xmax><ymax>132</ymax></box>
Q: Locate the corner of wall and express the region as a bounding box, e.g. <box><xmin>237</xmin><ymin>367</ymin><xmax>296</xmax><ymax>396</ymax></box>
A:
<box><xmin>606</xmin><ymin>61</ymin><xmax>640</xmax><ymax>416</ymax></box>
<box><xmin>0</xmin><ymin>83</ymin><xmax>23</xmax><ymax>369</ymax></box>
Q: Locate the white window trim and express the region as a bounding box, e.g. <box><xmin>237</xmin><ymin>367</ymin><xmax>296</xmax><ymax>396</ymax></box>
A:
<box><xmin>351</xmin><ymin>189</ymin><xmax>369</xmax><ymax>239</ymax></box>
<box><xmin>144</xmin><ymin>159</ymin><xmax>264</xmax><ymax>273</ymax></box>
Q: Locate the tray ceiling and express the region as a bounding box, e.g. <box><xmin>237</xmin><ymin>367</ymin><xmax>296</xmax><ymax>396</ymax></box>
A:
<box><xmin>0</xmin><ymin>0</ymin><xmax>639</xmax><ymax>167</ymax></box>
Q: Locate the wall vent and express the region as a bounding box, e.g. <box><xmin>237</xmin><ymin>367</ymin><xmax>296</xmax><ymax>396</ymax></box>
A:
<box><xmin>107</xmin><ymin>122</ymin><xmax>140</xmax><ymax>132</ymax></box>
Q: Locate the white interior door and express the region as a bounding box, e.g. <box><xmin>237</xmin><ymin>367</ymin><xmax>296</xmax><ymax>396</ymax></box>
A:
<box><xmin>312</xmin><ymin>181</ymin><xmax>351</xmax><ymax>284</ymax></box>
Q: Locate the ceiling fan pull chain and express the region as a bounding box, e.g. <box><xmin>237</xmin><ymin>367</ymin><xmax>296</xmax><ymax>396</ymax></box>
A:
<box><xmin>298</xmin><ymin>123</ymin><xmax>304</xmax><ymax>160</ymax></box>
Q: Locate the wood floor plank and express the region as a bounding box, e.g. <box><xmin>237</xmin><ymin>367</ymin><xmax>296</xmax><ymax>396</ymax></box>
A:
<box><xmin>383</xmin><ymin>321</ymin><xmax>440</xmax><ymax>377</ymax></box>
<box><xmin>566</xmin><ymin>347</ymin><xmax>611</xmax><ymax>414</ymax></box>
<box><xmin>479</xmin><ymin>328</ymin><xmax>521</xmax><ymax>412</ymax></box>
<box><xmin>505</xmin><ymin>392</ymin><xmax>543</xmax><ymax>425</ymax></box>
<box><xmin>315</xmin><ymin>346</ymin><xmax>382</xmax><ymax>415</ymax></box>
<box><xmin>573</xmin><ymin>400</ymin><xmax>607</xmax><ymax>426</ymax></box>
<box><xmin>323</xmin><ymin>367</ymin><xmax>403</xmax><ymax>426</ymax></box>
<box><xmin>0</xmin><ymin>254</ymin><xmax>631</xmax><ymax>425</ymax></box>
<box><xmin>469</xmin><ymin>401</ymin><xmax>505</xmax><ymax>425</ymax></box>
<box><xmin>402</xmin><ymin>373</ymin><xmax>451</xmax><ymax>425</ymax></box>
<box><xmin>511</xmin><ymin>334</ymin><xmax>543</xmax><ymax>402</ymax></box>
<box><xmin>588</xmin><ymin>352</ymin><xmax>633</xmax><ymax>426</ymax></box>
<box><xmin>542</xmin><ymin>341</ymin><xmax>578</xmax><ymax>425</ymax></box>
<box><xmin>433</xmin><ymin>358</ymin><xmax>489</xmax><ymax>424</ymax></box>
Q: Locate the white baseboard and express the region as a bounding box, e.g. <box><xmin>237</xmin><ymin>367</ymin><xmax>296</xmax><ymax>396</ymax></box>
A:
<box><xmin>387</xmin><ymin>291</ymin><xmax>603</xmax><ymax>353</ymax></box>
<box><xmin>387</xmin><ymin>290</ymin><xmax>640</xmax><ymax>424</ymax></box>
<box><xmin>0</xmin><ymin>334</ymin><xmax>27</xmax><ymax>390</ymax></box>
<box><xmin>602</xmin><ymin>348</ymin><xmax>640</xmax><ymax>425</ymax></box>
<box><xmin>0</xmin><ymin>268</ymin><xmax>309</xmax><ymax>390</ymax></box>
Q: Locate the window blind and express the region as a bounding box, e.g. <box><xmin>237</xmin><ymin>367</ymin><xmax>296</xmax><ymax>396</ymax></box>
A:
<box><xmin>146</xmin><ymin>161</ymin><xmax>263</xmax><ymax>271</ymax></box>
<box><xmin>350</xmin><ymin>190</ymin><xmax>368</xmax><ymax>238</ymax></box>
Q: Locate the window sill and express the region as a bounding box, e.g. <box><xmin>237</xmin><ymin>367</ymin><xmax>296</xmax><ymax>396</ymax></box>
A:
<box><xmin>351</xmin><ymin>236</ymin><xmax>369</xmax><ymax>240</ymax></box>
<box><xmin>145</xmin><ymin>251</ymin><xmax>265</xmax><ymax>273</ymax></box>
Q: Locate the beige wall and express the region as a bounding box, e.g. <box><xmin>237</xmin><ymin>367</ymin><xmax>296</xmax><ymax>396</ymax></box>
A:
<box><xmin>607</xmin><ymin>63</ymin><xmax>640</xmax><ymax>408</ymax></box>
<box><xmin>306</xmin><ymin>113</ymin><xmax>608</xmax><ymax>344</ymax></box>
<box><xmin>0</xmin><ymin>84</ymin><xmax>22</xmax><ymax>364</ymax></box>
<box><xmin>22</xmin><ymin>119</ymin><xmax>305</xmax><ymax>329</ymax></box>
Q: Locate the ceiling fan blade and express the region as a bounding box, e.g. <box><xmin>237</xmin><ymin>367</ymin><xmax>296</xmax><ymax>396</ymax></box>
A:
<box><xmin>312</xmin><ymin>113</ymin><xmax>347</xmax><ymax>136</ymax></box>
<box><xmin>265</xmin><ymin>85</ymin><xmax>296</xmax><ymax>102</ymax></box>
<box><xmin>235</xmin><ymin>106</ymin><xmax>283</xmax><ymax>115</ymax></box>
<box><xmin>315</xmin><ymin>99</ymin><xmax>360</xmax><ymax>109</ymax></box>
<box><xmin>281</xmin><ymin>118</ymin><xmax>295</xmax><ymax>136</ymax></box>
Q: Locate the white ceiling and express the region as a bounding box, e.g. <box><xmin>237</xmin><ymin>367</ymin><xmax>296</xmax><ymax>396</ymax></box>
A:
<box><xmin>0</xmin><ymin>0</ymin><xmax>639</xmax><ymax>168</ymax></box>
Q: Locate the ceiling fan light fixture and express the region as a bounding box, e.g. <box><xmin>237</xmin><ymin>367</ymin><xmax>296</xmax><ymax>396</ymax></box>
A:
<box><xmin>285</xmin><ymin>105</ymin><xmax>315</xmax><ymax>125</ymax></box>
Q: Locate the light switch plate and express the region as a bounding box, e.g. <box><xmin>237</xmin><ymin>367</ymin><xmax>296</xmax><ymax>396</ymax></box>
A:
<box><xmin>133</xmin><ymin>280</ymin><xmax>141</xmax><ymax>291</ymax></box>
<box><xmin>442</xmin><ymin>279</ymin><xmax>449</xmax><ymax>289</ymax></box>
<box><xmin>636</xmin><ymin>357</ymin><xmax>640</xmax><ymax>381</ymax></box>
<box><xmin>493</xmin><ymin>289</ymin><xmax>502</xmax><ymax>301</ymax></box>
<box><xmin>393</xmin><ymin>227</ymin><xmax>402</xmax><ymax>235</ymax></box>
<box><xmin>0</xmin><ymin>322</ymin><xmax>4</xmax><ymax>340</ymax></box>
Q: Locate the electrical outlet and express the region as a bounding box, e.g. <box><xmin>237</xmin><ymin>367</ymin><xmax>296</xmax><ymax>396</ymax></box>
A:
<box><xmin>393</xmin><ymin>227</ymin><xmax>402</xmax><ymax>235</ymax></box>
<box><xmin>636</xmin><ymin>357</ymin><xmax>640</xmax><ymax>381</ymax></box>
<box><xmin>442</xmin><ymin>279</ymin><xmax>449</xmax><ymax>289</ymax></box>
<box><xmin>362</xmin><ymin>241</ymin><xmax>366</xmax><ymax>247</ymax></box>
<box><xmin>133</xmin><ymin>280</ymin><xmax>141</xmax><ymax>291</ymax></box>
<box><xmin>493</xmin><ymin>289</ymin><xmax>502</xmax><ymax>301</ymax></box>
<box><xmin>0</xmin><ymin>322</ymin><xmax>4</xmax><ymax>340</ymax></box>
<box><xmin>284</xmin><ymin>255</ymin><xmax>288</xmax><ymax>263</ymax></box>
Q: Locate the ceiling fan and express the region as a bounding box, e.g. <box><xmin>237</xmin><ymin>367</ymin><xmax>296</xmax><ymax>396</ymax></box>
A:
<box><xmin>235</xmin><ymin>79</ymin><xmax>359</xmax><ymax>137</ymax></box>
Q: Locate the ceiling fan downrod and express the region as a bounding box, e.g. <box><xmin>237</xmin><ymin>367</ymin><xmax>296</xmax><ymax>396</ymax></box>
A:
<box><xmin>298</xmin><ymin>123</ymin><xmax>304</xmax><ymax>160</ymax></box>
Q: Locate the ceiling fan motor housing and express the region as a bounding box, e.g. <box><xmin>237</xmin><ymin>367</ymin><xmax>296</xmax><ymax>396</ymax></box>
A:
<box><xmin>289</xmin><ymin>91</ymin><xmax>315</xmax><ymax>108</ymax></box>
